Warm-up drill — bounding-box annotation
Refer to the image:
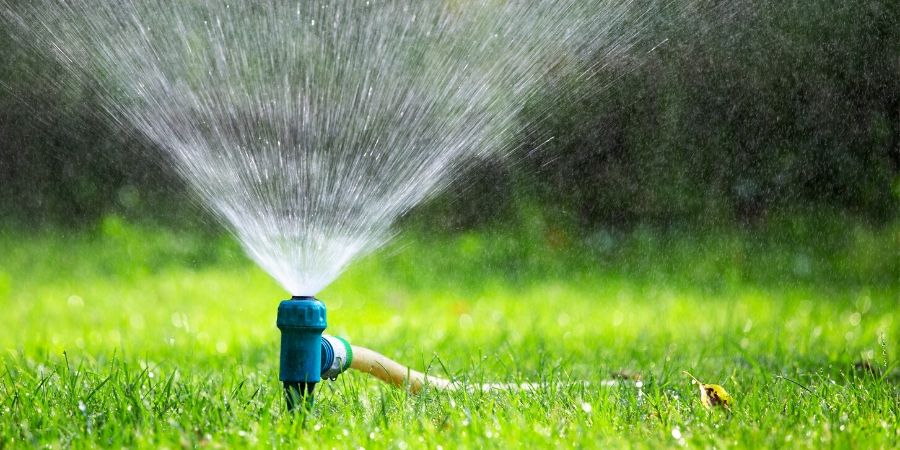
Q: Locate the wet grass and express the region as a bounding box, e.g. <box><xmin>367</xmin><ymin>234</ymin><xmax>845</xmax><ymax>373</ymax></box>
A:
<box><xmin>0</xmin><ymin>216</ymin><xmax>897</xmax><ymax>448</ymax></box>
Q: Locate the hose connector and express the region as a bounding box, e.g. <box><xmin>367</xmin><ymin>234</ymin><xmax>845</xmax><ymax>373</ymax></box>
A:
<box><xmin>320</xmin><ymin>334</ymin><xmax>353</xmax><ymax>380</ymax></box>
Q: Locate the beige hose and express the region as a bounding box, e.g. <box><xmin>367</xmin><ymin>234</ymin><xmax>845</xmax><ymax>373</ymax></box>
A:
<box><xmin>349</xmin><ymin>345</ymin><xmax>452</xmax><ymax>393</ymax></box>
<box><xmin>349</xmin><ymin>345</ymin><xmax>572</xmax><ymax>393</ymax></box>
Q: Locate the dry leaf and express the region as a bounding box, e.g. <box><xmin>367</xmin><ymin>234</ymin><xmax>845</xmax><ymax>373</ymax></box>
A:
<box><xmin>683</xmin><ymin>371</ymin><xmax>734</xmax><ymax>410</ymax></box>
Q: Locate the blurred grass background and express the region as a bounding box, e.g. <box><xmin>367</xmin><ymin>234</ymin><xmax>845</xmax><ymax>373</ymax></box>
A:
<box><xmin>1</xmin><ymin>213</ymin><xmax>895</xmax><ymax>361</ymax></box>
<box><xmin>0</xmin><ymin>215</ymin><xmax>896</xmax><ymax>447</ymax></box>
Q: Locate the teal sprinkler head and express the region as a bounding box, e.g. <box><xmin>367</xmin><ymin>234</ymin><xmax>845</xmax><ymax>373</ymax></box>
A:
<box><xmin>277</xmin><ymin>296</ymin><xmax>326</xmax><ymax>410</ymax></box>
<box><xmin>276</xmin><ymin>296</ymin><xmax>352</xmax><ymax>411</ymax></box>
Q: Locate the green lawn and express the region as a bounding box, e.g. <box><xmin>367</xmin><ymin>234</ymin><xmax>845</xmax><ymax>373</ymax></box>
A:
<box><xmin>0</xmin><ymin>216</ymin><xmax>897</xmax><ymax>448</ymax></box>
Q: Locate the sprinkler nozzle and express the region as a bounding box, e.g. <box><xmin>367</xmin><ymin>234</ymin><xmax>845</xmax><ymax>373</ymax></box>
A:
<box><xmin>277</xmin><ymin>296</ymin><xmax>326</xmax><ymax>411</ymax></box>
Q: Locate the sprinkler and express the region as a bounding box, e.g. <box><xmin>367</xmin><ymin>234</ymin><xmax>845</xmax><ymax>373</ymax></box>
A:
<box><xmin>278</xmin><ymin>297</ymin><xmax>575</xmax><ymax>412</ymax></box>
<box><xmin>276</xmin><ymin>296</ymin><xmax>354</xmax><ymax>411</ymax></box>
<box><xmin>276</xmin><ymin>296</ymin><xmax>325</xmax><ymax>410</ymax></box>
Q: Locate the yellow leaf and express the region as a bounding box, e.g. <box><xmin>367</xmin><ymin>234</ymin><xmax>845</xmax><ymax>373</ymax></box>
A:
<box><xmin>683</xmin><ymin>371</ymin><xmax>734</xmax><ymax>410</ymax></box>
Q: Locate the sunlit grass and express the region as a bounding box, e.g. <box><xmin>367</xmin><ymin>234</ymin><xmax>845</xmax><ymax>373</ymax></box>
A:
<box><xmin>0</xmin><ymin>217</ymin><xmax>897</xmax><ymax>448</ymax></box>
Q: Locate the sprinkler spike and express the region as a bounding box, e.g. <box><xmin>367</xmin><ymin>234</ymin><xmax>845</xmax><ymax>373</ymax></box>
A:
<box><xmin>277</xmin><ymin>296</ymin><xmax>327</xmax><ymax>411</ymax></box>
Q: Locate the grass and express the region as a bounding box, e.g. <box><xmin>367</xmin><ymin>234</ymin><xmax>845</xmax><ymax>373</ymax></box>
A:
<box><xmin>0</xmin><ymin>215</ymin><xmax>897</xmax><ymax>448</ymax></box>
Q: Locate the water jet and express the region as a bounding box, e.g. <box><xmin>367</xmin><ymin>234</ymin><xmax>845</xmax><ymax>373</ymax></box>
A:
<box><xmin>0</xmin><ymin>0</ymin><xmax>664</xmax><ymax>411</ymax></box>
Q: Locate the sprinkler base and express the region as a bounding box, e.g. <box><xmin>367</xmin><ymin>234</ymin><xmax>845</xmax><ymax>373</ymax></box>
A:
<box><xmin>283</xmin><ymin>381</ymin><xmax>316</xmax><ymax>411</ymax></box>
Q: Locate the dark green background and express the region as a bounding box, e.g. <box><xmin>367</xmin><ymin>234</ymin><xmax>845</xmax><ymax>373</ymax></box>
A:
<box><xmin>1</xmin><ymin>0</ymin><xmax>897</xmax><ymax>231</ymax></box>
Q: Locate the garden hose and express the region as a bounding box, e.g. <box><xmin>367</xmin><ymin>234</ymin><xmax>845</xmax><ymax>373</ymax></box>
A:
<box><xmin>325</xmin><ymin>338</ymin><xmax>545</xmax><ymax>393</ymax></box>
<box><xmin>279</xmin><ymin>295</ymin><xmax>562</xmax><ymax>411</ymax></box>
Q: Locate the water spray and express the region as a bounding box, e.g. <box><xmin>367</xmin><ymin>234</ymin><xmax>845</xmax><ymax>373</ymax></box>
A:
<box><xmin>0</xmin><ymin>0</ymin><xmax>656</xmax><ymax>411</ymax></box>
